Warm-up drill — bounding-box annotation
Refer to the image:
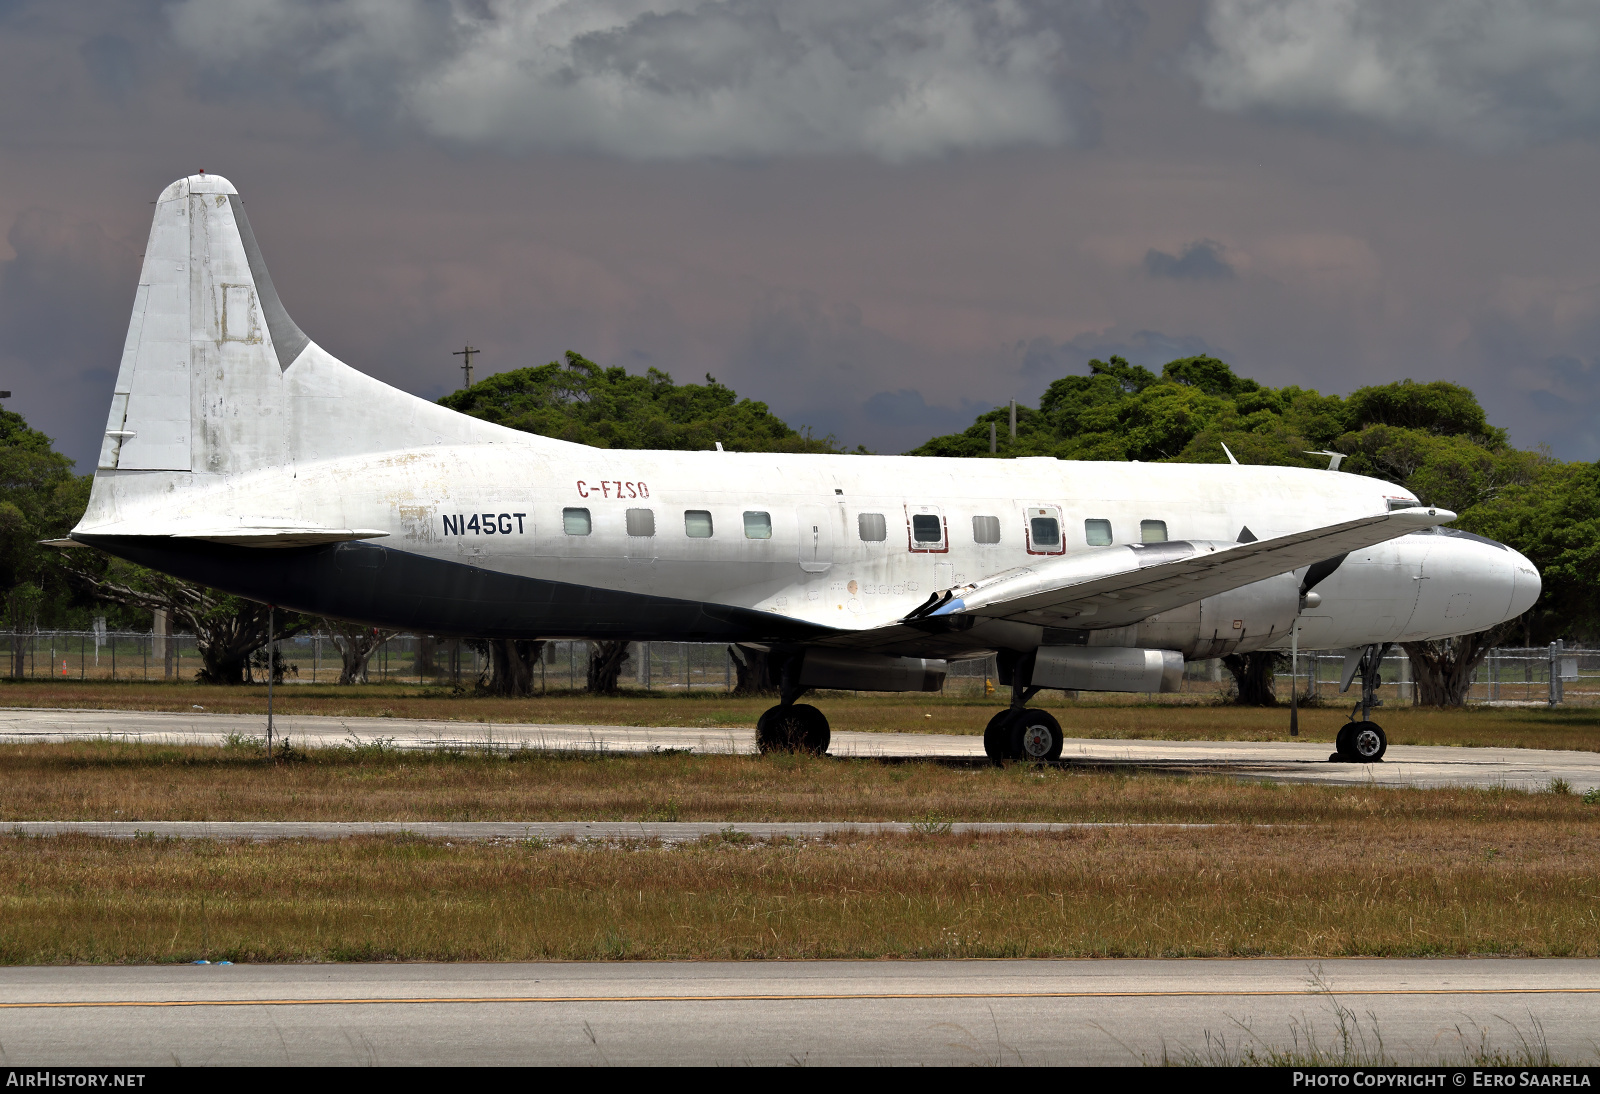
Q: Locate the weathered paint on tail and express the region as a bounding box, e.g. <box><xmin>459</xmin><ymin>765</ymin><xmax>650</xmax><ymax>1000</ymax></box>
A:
<box><xmin>80</xmin><ymin>174</ymin><xmax>558</xmax><ymax>535</ymax></box>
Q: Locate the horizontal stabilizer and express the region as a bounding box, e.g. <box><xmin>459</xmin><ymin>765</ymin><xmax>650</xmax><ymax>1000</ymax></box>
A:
<box><xmin>173</xmin><ymin>526</ymin><xmax>390</xmax><ymax>548</ymax></box>
<box><xmin>56</xmin><ymin>525</ymin><xmax>389</xmax><ymax>549</ymax></box>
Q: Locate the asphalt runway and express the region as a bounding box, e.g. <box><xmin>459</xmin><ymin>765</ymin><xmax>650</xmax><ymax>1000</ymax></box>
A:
<box><xmin>2</xmin><ymin>819</ymin><xmax>1234</xmax><ymax>841</ymax></box>
<box><xmin>2</xmin><ymin>706</ymin><xmax>1596</xmax><ymax>792</ymax></box>
<box><xmin>1</xmin><ymin>959</ymin><xmax>1595</xmax><ymax>1066</ymax></box>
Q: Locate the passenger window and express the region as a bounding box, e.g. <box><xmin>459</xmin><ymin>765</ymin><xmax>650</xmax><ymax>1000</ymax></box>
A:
<box><xmin>972</xmin><ymin>515</ymin><xmax>1001</xmax><ymax>544</ymax></box>
<box><xmin>1084</xmin><ymin>518</ymin><xmax>1112</xmax><ymax>546</ymax></box>
<box><xmin>858</xmin><ymin>513</ymin><xmax>887</xmax><ymax>542</ymax></box>
<box><xmin>1141</xmin><ymin>519</ymin><xmax>1168</xmax><ymax>543</ymax></box>
<box><xmin>562</xmin><ymin>508</ymin><xmax>591</xmax><ymax>536</ymax></box>
<box><xmin>911</xmin><ymin>514</ymin><xmax>943</xmax><ymax>543</ymax></box>
<box><xmin>1030</xmin><ymin>516</ymin><xmax>1060</xmax><ymax>547</ymax></box>
<box><xmin>743</xmin><ymin>511</ymin><xmax>771</xmax><ymax>539</ymax></box>
<box><xmin>625</xmin><ymin>509</ymin><xmax>655</xmax><ymax>537</ymax></box>
<box><xmin>684</xmin><ymin>510</ymin><xmax>713</xmax><ymax>538</ymax></box>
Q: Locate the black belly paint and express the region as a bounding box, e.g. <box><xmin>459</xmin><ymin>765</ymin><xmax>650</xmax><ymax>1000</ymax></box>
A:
<box><xmin>75</xmin><ymin>535</ymin><xmax>832</xmax><ymax>643</ymax></box>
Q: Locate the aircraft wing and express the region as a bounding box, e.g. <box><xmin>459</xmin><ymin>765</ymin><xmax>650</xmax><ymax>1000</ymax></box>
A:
<box><xmin>904</xmin><ymin>505</ymin><xmax>1454</xmax><ymax>632</ymax></box>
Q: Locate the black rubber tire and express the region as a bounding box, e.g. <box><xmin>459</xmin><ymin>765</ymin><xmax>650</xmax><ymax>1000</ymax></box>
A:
<box><xmin>1008</xmin><ymin>708</ymin><xmax>1064</xmax><ymax>762</ymax></box>
<box><xmin>1334</xmin><ymin>722</ymin><xmax>1357</xmax><ymax>761</ymax></box>
<box><xmin>757</xmin><ymin>703</ymin><xmax>830</xmax><ymax>755</ymax></box>
<box><xmin>983</xmin><ymin>710</ymin><xmax>1014</xmax><ymax>763</ymax></box>
<box><xmin>1349</xmin><ymin>721</ymin><xmax>1387</xmax><ymax>763</ymax></box>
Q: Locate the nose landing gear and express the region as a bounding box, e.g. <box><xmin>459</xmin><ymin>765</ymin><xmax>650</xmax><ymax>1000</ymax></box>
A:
<box><xmin>1333</xmin><ymin>642</ymin><xmax>1391</xmax><ymax>763</ymax></box>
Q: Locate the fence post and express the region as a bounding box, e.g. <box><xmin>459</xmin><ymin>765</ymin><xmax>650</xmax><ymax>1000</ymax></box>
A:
<box><xmin>1549</xmin><ymin>640</ymin><xmax>1563</xmax><ymax>707</ymax></box>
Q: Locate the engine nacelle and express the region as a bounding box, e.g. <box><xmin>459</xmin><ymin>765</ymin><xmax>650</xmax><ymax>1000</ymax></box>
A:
<box><xmin>1031</xmin><ymin>645</ymin><xmax>1185</xmax><ymax>693</ymax></box>
<box><xmin>798</xmin><ymin>649</ymin><xmax>947</xmax><ymax>692</ymax></box>
<box><xmin>1134</xmin><ymin>570</ymin><xmax>1303</xmax><ymax>659</ymax></box>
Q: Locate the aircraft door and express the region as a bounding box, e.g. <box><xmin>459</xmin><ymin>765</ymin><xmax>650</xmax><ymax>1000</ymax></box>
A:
<box><xmin>1024</xmin><ymin>506</ymin><xmax>1065</xmax><ymax>555</ymax></box>
<box><xmin>797</xmin><ymin>504</ymin><xmax>834</xmax><ymax>573</ymax></box>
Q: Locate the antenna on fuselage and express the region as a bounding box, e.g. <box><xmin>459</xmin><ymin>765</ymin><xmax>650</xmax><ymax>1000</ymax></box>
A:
<box><xmin>1305</xmin><ymin>449</ymin><xmax>1345</xmax><ymax>471</ymax></box>
<box><xmin>1220</xmin><ymin>442</ymin><xmax>1239</xmax><ymax>465</ymax></box>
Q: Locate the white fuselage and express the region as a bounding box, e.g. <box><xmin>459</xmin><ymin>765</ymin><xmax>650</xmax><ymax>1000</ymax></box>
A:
<box><xmin>97</xmin><ymin>439</ymin><xmax>1538</xmax><ymax>657</ymax></box>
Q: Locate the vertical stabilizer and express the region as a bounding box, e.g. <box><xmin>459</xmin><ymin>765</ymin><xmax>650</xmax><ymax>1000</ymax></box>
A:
<box><xmin>101</xmin><ymin>174</ymin><xmax>302</xmax><ymax>475</ymax></box>
<box><xmin>79</xmin><ymin>173</ymin><xmax>568</xmax><ymax>537</ymax></box>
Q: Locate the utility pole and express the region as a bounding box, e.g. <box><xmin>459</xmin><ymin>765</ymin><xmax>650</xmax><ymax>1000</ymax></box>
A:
<box><xmin>266</xmin><ymin>604</ymin><xmax>275</xmax><ymax>758</ymax></box>
<box><xmin>1009</xmin><ymin>399</ymin><xmax>1017</xmax><ymax>439</ymax></box>
<box><xmin>453</xmin><ymin>345</ymin><xmax>479</xmax><ymax>389</ymax></box>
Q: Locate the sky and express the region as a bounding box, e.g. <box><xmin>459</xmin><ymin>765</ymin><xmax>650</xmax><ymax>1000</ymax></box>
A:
<box><xmin>6</xmin><ymin>0</ymin><xmax>1600</xmax><ymax>471</ymax></box>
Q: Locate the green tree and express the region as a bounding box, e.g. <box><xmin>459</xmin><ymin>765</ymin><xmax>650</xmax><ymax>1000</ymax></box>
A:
<box><xmin>1458</xmin><ymin>459</ymin><xmax>1600</xmax><ymax>643</ymax></box>
<box><xmin>911</xmin><ymin>355</ymin><xmax>1339</xmax><ymax>468</ymax></box>
<box><xmin>441</xmin><ymin>351</ymin><xmax>838</xmax><ymax>454</ymax></box>
<box><xmin>0</xmin><ymin>408</ymin><xmax>116</xmax><ymax>672</ymax></box>
<box><xmin>69</xmin><ymin>559</ymin><xmax>311</xmax><ymax>684</ymax></box>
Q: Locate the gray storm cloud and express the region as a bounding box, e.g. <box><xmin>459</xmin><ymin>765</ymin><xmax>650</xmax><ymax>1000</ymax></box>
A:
<box><xmin>167</xmin><ymin>0</ymin><xmax>1138</xmax><ymax>160</ymax></box>
<box><xmin>1190</xmin><ymin>0</ymin><xmax>1600</xmax><ymax>149</ymax></box>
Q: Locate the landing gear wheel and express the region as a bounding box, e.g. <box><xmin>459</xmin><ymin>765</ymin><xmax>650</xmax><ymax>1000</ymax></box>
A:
<box><xmin>1348</xmin><ymin>721</ymin><xmax>1386</xmax><ymax>763</ymax></box>
<box><xmin>757</xmin><ymin>703</ymin><xmax>831</xmax><ymax>755</ymax></box>
<box><xmin>1008</xmin><ymin>709</ymin><xmax>1064</xmax><ymax>762</ymax></box>
<box><xmin>983</xmin><ymin>710</ymin><xmax>1014</xmax><ymax>763</ymax></box>
<box><xmin>1335</xmin><ymin>721</ymin><xmax>1386</xmax><ymax>763</ymax></box>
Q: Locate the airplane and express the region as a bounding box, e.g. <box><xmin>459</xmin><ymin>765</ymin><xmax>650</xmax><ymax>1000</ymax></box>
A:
<box><xmin>63</xmin><ymin>174</ymin><xmax>1542</xmax><ymax>764</ymax></box>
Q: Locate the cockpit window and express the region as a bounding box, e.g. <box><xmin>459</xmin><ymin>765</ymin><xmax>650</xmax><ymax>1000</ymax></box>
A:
<box><xmin>1387</xmin><ymin>498</ymin><xmax>1419</xmax><ymax>511</ymax></box>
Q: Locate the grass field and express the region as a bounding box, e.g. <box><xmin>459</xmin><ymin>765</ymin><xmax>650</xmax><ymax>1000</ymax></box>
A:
<box><xmin>3</xmin><ymin>739</ymin><xmax>1598</xmax><ymax>823</ymax></box>
<box><xmin>2</xmin><ymin>823</ymin><xmax>1596</xmax><ymax>963</ymax></box>
<box><xmin>4</xmin><ymin>684</ymin><xmax>1598</xmax><ymax>966</ymax></box>
<box><xmin>0</xmin><ymin>741</ymin><xmax>1596</xmax><ymax>963</ymax></box>
<box><xmin>3</xmin><ymin>679</ymin><xmax>1598</xmax><ymax>751</ymax></box>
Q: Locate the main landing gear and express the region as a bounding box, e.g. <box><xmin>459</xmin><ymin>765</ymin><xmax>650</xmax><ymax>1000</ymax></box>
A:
<box><xmin>983</xmin><ymin>666</ymin><xmax>1064</xmax><ymax>762</ymax></box>
<box><xmin>1332</xmin><ymin>642</ymin><xmax>1390</xmax><ymax>763</ymax></box>
<box><xmin>756</xmin><ymin>656</ymin><xmax>831</xmax><ymax>755</ymax></box>
<box><xmin>756</xmin><ymin>702</ymin><xmax>830</xmax><ymax>755</ymax></box>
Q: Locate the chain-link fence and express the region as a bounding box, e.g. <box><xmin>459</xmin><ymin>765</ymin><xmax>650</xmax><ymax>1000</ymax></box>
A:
<box><xmin>0</xmin><ymin>631</ymin><xmax>1591</xmax><ymax>704</ymax></box>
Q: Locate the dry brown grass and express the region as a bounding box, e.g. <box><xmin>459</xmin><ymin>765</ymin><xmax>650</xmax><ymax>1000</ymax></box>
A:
<box><xmin>1</xmin><ymin>739</ymin><xmax>1596</xmax><ymax>824</ymax></box>
<box><xmin>3</xmin><ymin>679</ymin><xmax>1599</xmax><ymax>750</ymax></box>
<box><xmin>2</xmin><ymin>824</ymin><xmax>1595</xmax><ymax>963</ymax></box>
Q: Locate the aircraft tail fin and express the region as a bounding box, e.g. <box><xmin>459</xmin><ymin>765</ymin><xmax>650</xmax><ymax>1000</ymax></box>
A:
<box><xmin>100</xmin><ymin>173</ymin><xmax>308</xmax><ymax>474</ymax></box>
<box><xmin>102</xmin><ymin>174</ymin><xmax>533</xmax><ymax>471</ymax></box>
<box><xmin>79</xmin><ymin>173</ymin><xmax>536</xmax><ymax>535</ymax></box>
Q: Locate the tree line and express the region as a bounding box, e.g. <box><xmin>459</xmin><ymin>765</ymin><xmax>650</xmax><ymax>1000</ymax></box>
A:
<box><xmin>5</xmin><ymin>350</ymin><xmax>1593</xmax><ymax>705</ymax></box>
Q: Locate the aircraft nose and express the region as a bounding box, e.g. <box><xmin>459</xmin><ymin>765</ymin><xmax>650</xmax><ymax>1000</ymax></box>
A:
<box><xmin>1506</xmin><ymin>544</ymin><xmax>1542</xmax><ymax>620</ymax></box>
